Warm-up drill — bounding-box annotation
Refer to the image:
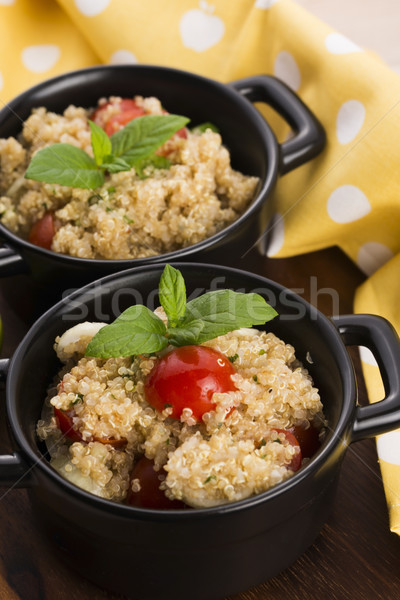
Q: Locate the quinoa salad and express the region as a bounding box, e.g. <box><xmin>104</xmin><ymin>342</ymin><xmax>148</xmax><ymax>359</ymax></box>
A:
<box><xmin>0</xmin><ymin>95</ymin><xmax>259</xmax><ymax>259</ymax></box>
<box><xmin>37</xmin><ymin>317</ymin><xmax>326</xmax><ymax>509</ymax></box>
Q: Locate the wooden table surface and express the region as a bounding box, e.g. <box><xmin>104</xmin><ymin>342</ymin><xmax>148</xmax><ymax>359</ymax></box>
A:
<box><xmin>0</xmin><ymin>243</ymin><xmax>400</xmax><ymax>600</ymax></box>
<box><xmin>1</xmin><ymin>2</ymin><xmax>400</xmax><ymax>599</ymax></box>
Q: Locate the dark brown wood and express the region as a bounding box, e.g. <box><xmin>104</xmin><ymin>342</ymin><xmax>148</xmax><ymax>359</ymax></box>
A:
<box><xmin>0</xmin><ymin>245</ymin><xmax>399</xmax><ymax>600</ymax></box>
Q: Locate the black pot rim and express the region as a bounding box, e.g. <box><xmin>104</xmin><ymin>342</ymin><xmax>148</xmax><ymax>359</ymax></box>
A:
<box><xmin>0</xmin><ymin>63</ymin><xmax>279</xmax><ymax>266</ymax></box>
<box><xmin>6</xmin><ymin>262</ymin><xmax>356</xmax><ymax>521</ymax></box>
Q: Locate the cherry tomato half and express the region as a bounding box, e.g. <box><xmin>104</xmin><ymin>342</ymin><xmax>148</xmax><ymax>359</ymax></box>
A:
<box><xmin>272</xmin><ymin>428</ymin><xmax>302</xmax><ymax>472</ymax></box>
<box><xmin>28</xmin><ymin>212</ymin><xmax>56</xmax><ymax>250</ymax></box>
<box><xmin>288</xmin><ymin>423</ymin><xmax>321</xmax><ymax>459</ymax></box>
<box><xmin>176</xmin><ymin>127</ymin><xmax>188</xmax><ymax>139</ymax></box>
<box><xmin>126</xmin><ymin>456</ymin><xmax>186</xmax><ymax>509</ymax></box>
<box><xmin>91</xmin><ymin>99</ymin><xmax>139</xmax><ymax>124</ymax></box>
<box><xmin>54</xmin><ymin>407</ymin><xmax>127</xmax><ymax>447</ymax></box>
<box><xmin>145</xmin><ymin>345</ymin><xmax>237</xmax><ymax>422</ymax></box>
<box><xmin>54</xmin><ymin>407</ymin><xmax>83</xmax><ymax>443</ymax></box>
<box><xmin>104</xmin><ymin>106</ymin><xmax>146</xmax><ymax>136</ymax></box>
<box><xmin>91</xmin><ymin>98</ymin><xmax>145</xmax><ymax>136</ymax></box>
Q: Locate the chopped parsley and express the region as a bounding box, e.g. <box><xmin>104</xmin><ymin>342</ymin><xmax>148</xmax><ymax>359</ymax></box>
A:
<box><xmin>204</xmin><ymin>475</ymin><xmax>217</xmax><ymax>484</ymax></box>
<box><xmin>88</xmin><ymin>194</ymin><xmax>100</xmax><ymax>205</ymax></box>
<box><xmin>71</xmin><ymin>393</ymin><xmax>83</xmax><ymax>405</ymax></box>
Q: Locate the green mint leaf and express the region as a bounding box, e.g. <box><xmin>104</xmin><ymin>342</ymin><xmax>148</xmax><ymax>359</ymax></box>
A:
<box><xmin>134</xmin><ymin>153</ymin><xmax>171</xmax><ymax>178</ymax></box>
<box><xmin>144</xmin><ymin>154</ymin><xmax>171</xmax><ymax>170</ymax></box>
<box><xmin>167</xmin><ymin>319</ymin><xmax>204</xmax><ymax>347</ymax></box>
<box><xmin>86</xmin><ymin>305</ymin><xmax>168</xmax><ymax>357</ymax></box>
<box><xmin>159</xmin><ymin>264</ymin><xmax>186</xmax><ymax>327</ymax></box>
<box><xmin>25</xmin><ymin>143</ymin><xmax>104</xmax><ymax>189</ymax></box>
<box><xmin>110</xmin><ymin>114</ymin><xmax>189</xmax><ymax>166</ymax></box>
<box><xmin>112</xmin><ymin>305</ymin><xmax>166</xmax><ymax>328</ymax></box>
<box><xmin>100</xmin><ymin>156</ymin><xmax>131</xmax><ymax>173</ymax></box>
<box><xmin>181</xmin><ymin>289</ymin><xmax>278</xmax><ymax>343</ymax></box>
<box><xmin>192</xmin><ymin>122</ymin><xmax>220</xmax><ymax>134</ymax></box>
<box><xmin>89</xmin><ymin>120</ymin><xmax>112</xmax><ymax>166</ymax></box>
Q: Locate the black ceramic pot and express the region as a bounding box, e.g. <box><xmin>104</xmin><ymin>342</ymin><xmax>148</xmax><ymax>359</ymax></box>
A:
<box><xmin>1</xmin><ymin>263</ymin><xmax>400</xmax><ymax>600</ymax></box>
<box><xmin>0</xmin><ymin>65</ymin><xmax>325</xmax><ymax>288</ymax></box>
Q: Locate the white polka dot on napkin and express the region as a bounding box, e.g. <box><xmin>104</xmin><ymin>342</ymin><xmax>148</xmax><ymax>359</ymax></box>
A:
<box><xmin>179</xmin><ymin>2</ymin><xmax>225</xmax><ymax>52</ymax></box>
<box><xmin>327</xmin><ymin>185</ymin><xmax>371</xmax><ymax>224</ymax></box>
<box><xmin>21</xmin><ymin>44</ymin><xmax>61</xmax><ymax>73</ymax></box>
<box><xmin>325</xmin><ymin>32</ymin><xmax>362</xmax><ymax>55</ymax></box>
<box><xmin>336</xmin><ymin>100</ymin><xmax>366</xmax><ymax>144</ymax></box>
<box><xmin>274</xmin><ymin>51</ymin><xmax>301</xmax><ymax>91</ymax></box>
<box><xmin>74</xmin><ymin>0</ymin><xmax>110</xmax><ymax>16</ymax></box>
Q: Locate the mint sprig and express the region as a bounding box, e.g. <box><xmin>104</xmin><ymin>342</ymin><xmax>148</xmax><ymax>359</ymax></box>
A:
<box><xmin>85</xmin><ymin>265</ymin><xmax>278</xmax><ymax>358</ymax></box>
<box><xmin>25</xmin><ymin>114</ymin><xmax>190</xmax><ymax>190</ymax></box>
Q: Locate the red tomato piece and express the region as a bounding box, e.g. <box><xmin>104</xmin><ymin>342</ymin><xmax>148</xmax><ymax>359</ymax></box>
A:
<box><xmin>54</xmin><ymin>407</ymin><xmax>83</xmax><ymax>443</ymax></box>
<box><xmin>90</xmin><ymin>101</ymin><xmax>111</xmax><ymax>127</ymax></box>
<box><xmin>54</xmin><ymin>407</ymin><xmax>127</xmax><ymax>447</ymax></box>
<box><xmin>145</xmin><ymin>345</ymin><xmax>237</xmax><ymax>422</ymax></box>
<box><xmin>272</xmin><ymin>428</ymin><xmax>302</xmax><ymax>472</ymax></box>
<box><xmin>28</xmin><ymin>212</ymin><xmax>56</xmax><ymax>250</ymax></box>
<box><xmin>176</xmin><ymin>127</ymin><xmax>188</xmax><ymax>139</ymax></box>
<box><xmin>91</xmin><ymin>99</ymin><xmax>141</xmax><ymax>124</ymax></box>
<box><xmin>90</xmin><ymin>98</ymin><xmax>146</xmax><ymax>136</ymax></box>
<box><xmin>126</xmin><ymin>456</ymin><xmax>186</xmax><ymax>509</ymax></box>
<box><xmin>119</xmin><ymin>99</ymin><xmax>142</xmax><ymax>112</ymax></box>
<box><xmin>105</xmin><ymin>106</ymin><xmax>146</xmax><ymax>136</ymax></box>
<box><xmin>288</xmin><ymin>423</ymin><xmax>321</xmax><ymax>459</ymax></box>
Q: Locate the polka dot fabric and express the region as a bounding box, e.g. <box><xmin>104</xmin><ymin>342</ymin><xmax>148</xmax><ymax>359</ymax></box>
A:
<box><xmin>1</xmin><ymin>0</ymin><xmax>400</xmax><ymax>533</ymax></box>
<box><xmin>0</xmin><ymin>0</ymin><xmax>98</xmax><ymax>101</ymax></box>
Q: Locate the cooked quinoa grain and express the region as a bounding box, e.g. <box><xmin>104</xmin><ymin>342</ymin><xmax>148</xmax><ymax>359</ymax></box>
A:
<box><xmin>0</xmin><ymin>96</ymin><xmax>259</xmax><ymax>259</ymax></box>
<box><xmin>37</xmin><ymin>322</ymin><xmax>326</xmax><ymax>508</ymax></box>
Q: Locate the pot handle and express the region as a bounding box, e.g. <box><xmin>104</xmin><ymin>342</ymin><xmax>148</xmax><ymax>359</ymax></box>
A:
<box><xmin>0</xmin><ymin>453</ymin><xmax>33</xmax><ymax>488</ymax></box>
<box><xmin>230</xmin><ymin>75</ymin><xmax>325</xmax><ymax>174</ymax></box>
<box><xmin>0</xmin><ymin>358</ymin><xmax>10</xmax><ymax>382</ymax></box>
<box><xmin>332</xmin><ymin>314</ymin><xmax>400</xmax><ymax>443</ymax></box>
<box><xmin>0</xmin><ymin>244</ymin><xmax>27</xmax><ymax>276</ymax></box>
<box><xmin>0</xmin><ymin>358</ymin><xmax>33</xmax><ymax>488</ymax></box>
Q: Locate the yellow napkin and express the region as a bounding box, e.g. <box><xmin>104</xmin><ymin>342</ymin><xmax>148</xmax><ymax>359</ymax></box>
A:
<box><xmin>1</xmin><ymin>0</ymin><xmax>400</xmax><ymax>532</ymax></box>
